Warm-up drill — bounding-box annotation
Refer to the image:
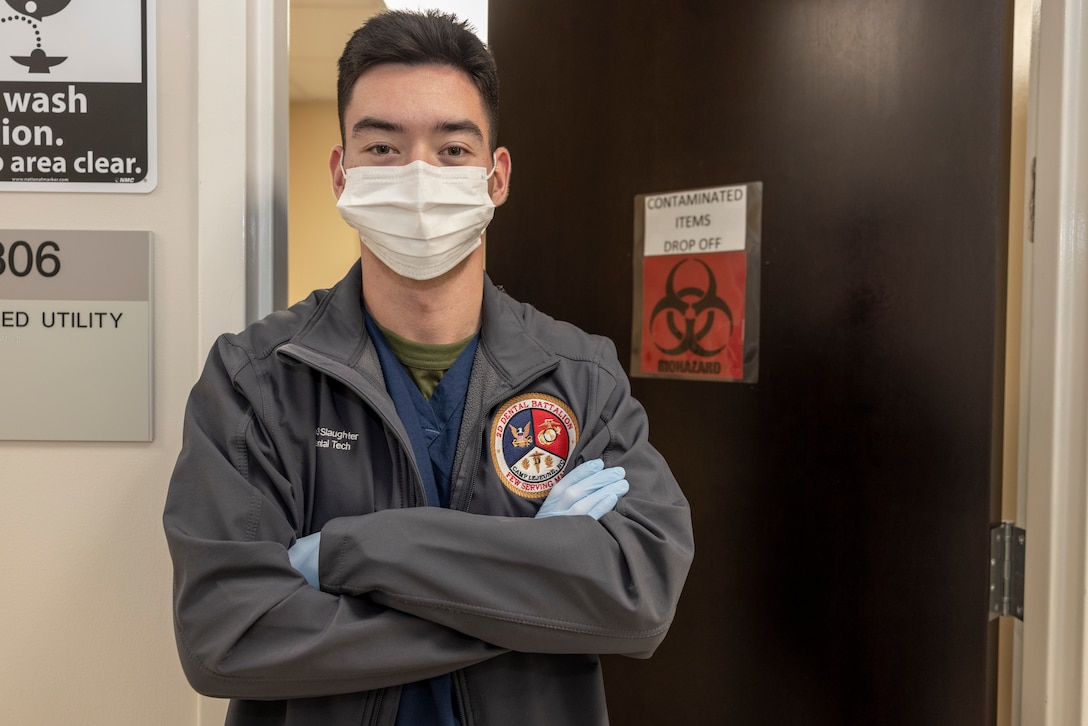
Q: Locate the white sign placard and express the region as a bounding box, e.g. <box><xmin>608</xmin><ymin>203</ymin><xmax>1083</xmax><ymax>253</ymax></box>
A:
<box><xmin>642</xmin><ymin>184</ymin><xmax>748</xmax><ymax>257</ymax></box>
<box><xmin>0</xmin><ymin>0</ymin><xmax>156</xmax><ymax>192</ymax></box>
<box><xmin>0</xmin><ymin>230</ymin><xmax>152</xmax><ymax>441</ymax></box>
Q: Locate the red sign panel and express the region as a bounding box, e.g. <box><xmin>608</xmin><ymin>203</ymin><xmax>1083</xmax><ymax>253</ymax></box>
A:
<box><xmin>639</xmin><ymin>252</ymin><xmax>747</xmax><ymax>380</ymax></box>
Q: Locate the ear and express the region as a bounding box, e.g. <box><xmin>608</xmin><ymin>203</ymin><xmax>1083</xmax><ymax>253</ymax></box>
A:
<box><xmin>488</xmin><ymin>146</ymin><xmax>512</xmax><ymax>207</ymax></box>
<box><xmin>329</xmin><ymin>145</ymin><xmax>346</xmax><ymax>199</ymax></box>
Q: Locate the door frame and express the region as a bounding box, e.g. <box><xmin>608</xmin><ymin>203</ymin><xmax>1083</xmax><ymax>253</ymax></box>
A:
<box><xmin>195</xmin><ymin>0</ymin><xmax>288</xmax><ymax>364</ymax></box>
<box><xmin>193</xmin><ymin>0</ymin><xmax>287</xmax><ymax>720</ymax></box>
<box><xmin>1019</xmin><ymin>0</ymin><xmax>1088</xmax><ymax>723</ymax></box>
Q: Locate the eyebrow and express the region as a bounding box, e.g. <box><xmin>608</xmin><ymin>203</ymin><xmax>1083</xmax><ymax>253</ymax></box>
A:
<box><xmin>435</xmin><ymin>119</ymin><xmax>485</xmax><ymax>141</ymax></box>
<box><xmin>351</xmin><ymin>116</ymin><xmax>404</xmax><ymax>137</ymax></box>
<box><xmin>350</xmin><ymin>116</ymin><xmax>484</xmax><ymax>142</ymax></box>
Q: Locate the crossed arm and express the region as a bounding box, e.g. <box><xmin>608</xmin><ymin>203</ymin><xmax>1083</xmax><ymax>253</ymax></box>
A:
<box><xmin>164</xmin><ymin>347</ymin><xmax>693</xmax><ymax>700</ymax></box>
<box><xmin>289</xmin><ymin>458</ymin><xmax>630</xmax><ymax>587</ymax></box>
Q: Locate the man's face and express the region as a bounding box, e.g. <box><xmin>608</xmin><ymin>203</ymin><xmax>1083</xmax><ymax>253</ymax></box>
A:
<box><xmin>330</xmin><ymin>63</ymin><xmax>510</xmax><ymax>207</ymax></box>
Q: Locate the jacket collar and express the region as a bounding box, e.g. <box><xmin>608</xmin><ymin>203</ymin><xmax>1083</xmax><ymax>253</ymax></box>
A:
<box><xmin>289</xmin><ymin>260</ymin><xmax>371</xmax><ymax>368</ymax></box>
<box><xmin>478</xmin><ymin>277</ymin><xmax>557</xmax><ymax>388</ymax></box>
<box><xmin>290</xmin><ymin>261</ymin><xmax>557</xmax><ymax>387</ymax></box>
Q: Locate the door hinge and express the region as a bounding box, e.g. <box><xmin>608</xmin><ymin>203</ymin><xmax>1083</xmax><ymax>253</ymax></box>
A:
<box><xmin>990</xmin><ymin>522</ymin><xmax>1025</xmax><ymax>620</ymax></box>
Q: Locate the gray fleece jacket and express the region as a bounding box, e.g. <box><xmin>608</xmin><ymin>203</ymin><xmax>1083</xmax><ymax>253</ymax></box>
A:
<box><xmin>163</xmin><ymin>261</ymin><xmax>694</xmax><ymax>725</ymax></box>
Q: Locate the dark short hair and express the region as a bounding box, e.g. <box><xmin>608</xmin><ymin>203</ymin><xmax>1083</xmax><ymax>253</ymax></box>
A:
<box><xmin>337</xmin><ymin>10</ymin><xmax>500</xmax><ymax>151</ymax></box>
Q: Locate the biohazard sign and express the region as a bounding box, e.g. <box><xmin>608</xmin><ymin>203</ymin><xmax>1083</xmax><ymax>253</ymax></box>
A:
<box><xmin>632</xmin><ymin>182</ymin><xmax>762</xmax><ymax>383</ymax></box>
<box><xmin>0</xmin><ymin>0</ymin><xmax>155</xmax><ymax>192</ymax></box>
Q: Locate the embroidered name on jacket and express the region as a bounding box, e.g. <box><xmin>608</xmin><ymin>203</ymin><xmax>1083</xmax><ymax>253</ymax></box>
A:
<box><xmin>315</xmin><ymin>426</ymin><xmax>359</xmax><ymax>451</ymax></box>
<box><xmin>491</xmin><ymin>393</ymin><xmax>579</xmax><ymax>498</ymax></box>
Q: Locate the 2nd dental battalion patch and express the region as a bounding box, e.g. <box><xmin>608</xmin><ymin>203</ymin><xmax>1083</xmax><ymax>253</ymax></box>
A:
<box><xmin>491</xmin><ymin>393</ymin><xmax>579</xmax><ymax>498</ymax></box>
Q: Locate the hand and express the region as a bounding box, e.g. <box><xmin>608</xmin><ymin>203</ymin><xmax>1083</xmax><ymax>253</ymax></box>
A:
<box><xmin>288</xmin><ymin>532</ymin><xmax>321</xmax><ymax>589</ymax></box>
<box><xmin>536</xmin><ymin>458</ymin><xmax>629</xmax><ymax>520</ymax></box>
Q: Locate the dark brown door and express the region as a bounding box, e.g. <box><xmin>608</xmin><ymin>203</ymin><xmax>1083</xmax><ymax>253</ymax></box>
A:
<box><xmin>487</xmin><ymin>1</ymin><xmax>1011</xmax><ymax>725</ymax></box>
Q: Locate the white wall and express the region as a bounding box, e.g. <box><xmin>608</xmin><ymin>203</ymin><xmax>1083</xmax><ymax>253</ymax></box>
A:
<box><xmin>0</xmin><ymin>1</ymin><xmax>237</xmax><ymax>723</ymax></box>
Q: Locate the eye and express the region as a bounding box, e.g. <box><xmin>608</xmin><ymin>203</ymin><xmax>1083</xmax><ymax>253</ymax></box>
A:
<box><xmin>444</xmin><ymin>146</ymin><xmax>466</xmax><ymax>157</ymax></box>
<box><xmin>367</xmin><ymin>144</ymin><xmax>396</xmax><ymax>156</ymax></box>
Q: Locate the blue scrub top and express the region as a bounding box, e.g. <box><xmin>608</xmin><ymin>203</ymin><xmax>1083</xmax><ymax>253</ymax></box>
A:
<box><xmin>364</xmin><ymin>311</ymin><xmax>479</xmax><ymax>726</ymax></box>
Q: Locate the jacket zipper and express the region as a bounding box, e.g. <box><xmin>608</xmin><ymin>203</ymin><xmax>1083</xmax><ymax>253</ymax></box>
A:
<box><xmin>452</xmin><ymin>366</ymin><xmax>559</xmax><ymax>512</ymax></box>
<box><xmin>367</xmin><ymin>688</ymin><xmax>384</xmax><ymax>726</ymax></box>
<box><xmin>452</xmin><ymin>670</ymin><xmax>471</xmax><ymax>726</ymax></box>
<box><xmin>453</xmin><ymin>416</ymin><xmax>487</xmax><ymax>513</ymax></box>
<box><xmin>279</xmin><ymin>344</ymin><xmax>417</xmax><ymax>724</ymax></box>
<box><xmin>277</xmin><ymin>343</ymin><xmax>428</xmax><ymax>507</ymax></box>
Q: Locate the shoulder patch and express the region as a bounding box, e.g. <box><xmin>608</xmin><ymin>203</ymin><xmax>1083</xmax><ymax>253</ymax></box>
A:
<box><xmin>490</xmin><ymin>393</ymin><xmax>580</xmax><ymax>498</ymax></box>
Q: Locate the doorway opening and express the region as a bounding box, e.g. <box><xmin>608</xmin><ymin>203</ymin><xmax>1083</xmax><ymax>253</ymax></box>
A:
<box><xmin>286</xmin><ymin>0</ymin><xmax>490</xmax><ymax>305</ymax></box>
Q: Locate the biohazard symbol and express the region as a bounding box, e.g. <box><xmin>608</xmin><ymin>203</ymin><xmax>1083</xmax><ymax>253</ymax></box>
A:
<box><xmin>649</xmin><ymin>258</ymin><xmax>733</xmax><ymax>357</ymax></box>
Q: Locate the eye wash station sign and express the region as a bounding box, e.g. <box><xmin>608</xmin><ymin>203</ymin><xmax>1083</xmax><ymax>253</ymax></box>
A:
<box><xmin>0</xmin><ymin>0</ymin><xmax>155</xmax><ymax>192</ymax></box>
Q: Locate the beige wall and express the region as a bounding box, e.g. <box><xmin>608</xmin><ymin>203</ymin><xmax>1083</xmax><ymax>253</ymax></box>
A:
<box><xmin>0</xmin><ymin>2</ymin><xmax>200</xmax><ymax>723</ymax></box>
<box><xmin>288</xmin><ymin>102</ymin><xmax>360</xmax><ymax>306</ymax></box>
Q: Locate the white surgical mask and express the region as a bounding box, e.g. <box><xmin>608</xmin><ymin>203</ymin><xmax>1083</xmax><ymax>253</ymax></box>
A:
<box><xmin>336</xmin><ymin>158</ymin><xmax>497</xmax><ymax>280</ymax></box>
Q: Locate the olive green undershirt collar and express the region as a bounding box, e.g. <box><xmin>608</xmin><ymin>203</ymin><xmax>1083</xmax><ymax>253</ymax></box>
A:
<box><xmin>374</xmin><ymin>321</ymin><xmax>474</xmax><ymax>400</ymax></box>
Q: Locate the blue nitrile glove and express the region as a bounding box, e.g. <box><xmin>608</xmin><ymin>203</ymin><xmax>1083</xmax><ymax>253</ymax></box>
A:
<box><xmin>288</xmin><ymin>532</ymin><xmax>321</xmax><ymax>589</ymax></box>
<box><xmin>536</xmin><ymin>458</ymin><xmax>629</xmax><ymax>520</ymax></box>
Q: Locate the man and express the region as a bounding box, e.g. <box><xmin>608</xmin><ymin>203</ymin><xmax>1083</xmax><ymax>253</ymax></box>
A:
<box><xmin>164</xmin><ymin>10</ymin><xmax>693</xmax><ymax>725</ymax></box>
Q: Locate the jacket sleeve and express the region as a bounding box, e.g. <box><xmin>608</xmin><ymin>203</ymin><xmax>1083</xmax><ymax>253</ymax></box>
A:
<box><xmin>163</xmin><ymin>339</ymin><xmax>504</xmax><ymax>701</ymax></box>
<box><xmin>319</xmin><ymin>342</ymin><xmax>695</xmax><ymax>658</ymax></box>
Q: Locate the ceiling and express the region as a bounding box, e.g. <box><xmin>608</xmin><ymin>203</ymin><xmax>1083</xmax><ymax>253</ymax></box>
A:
<box><xmin>289</xmin><ymin>0</ymin><xmax>387</xmax><ymax>102</ymax></box>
